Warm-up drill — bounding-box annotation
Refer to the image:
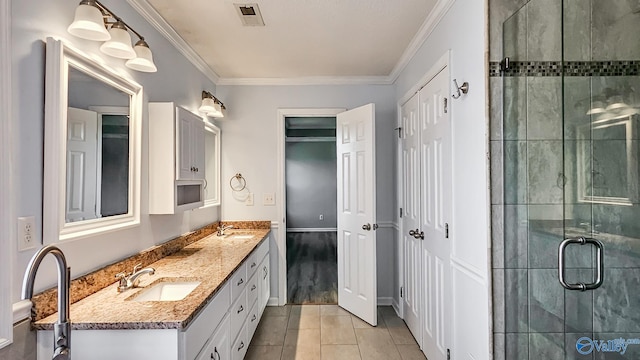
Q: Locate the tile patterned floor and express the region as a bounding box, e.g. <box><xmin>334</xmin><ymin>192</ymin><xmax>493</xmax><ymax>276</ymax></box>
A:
<box><xmin>247</xmin><ymin>305</ymin><xmax>427</xmax><ymax>360</ymax></box>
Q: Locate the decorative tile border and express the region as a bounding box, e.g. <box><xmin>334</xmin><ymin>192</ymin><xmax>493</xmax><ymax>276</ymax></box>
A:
<box><xmin>30</xmin><ymin>220</ymin><xmax>272</xmax><ymax>321</ymax></box>
<box><xmin>489</xmin><ymin>60</ymin><xmax>640</xmax><ymax>77</ymax></box>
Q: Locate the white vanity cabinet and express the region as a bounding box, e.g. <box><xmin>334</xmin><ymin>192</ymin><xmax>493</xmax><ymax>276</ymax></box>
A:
<box><xmin>149</xmin><ymin>103</ymin><xmax>206</xmax><ymax>213</ymax></box>
<box><xmin>176</xmin><ymin>107</ymin><xmax>205</xmax><ymax>181</ymax></box>
<box><xmin>37</xmin><ymin>239</ymin><xmax>270</xmax><ymax>360</ymax></box>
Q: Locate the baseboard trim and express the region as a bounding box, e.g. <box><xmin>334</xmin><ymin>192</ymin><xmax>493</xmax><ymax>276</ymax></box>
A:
<box><xmin>286</xmin><ymin>228</ymin><xmax>337</xmax><ymax>233</ymax></box>
<box><xmin>267</xmin><ymin>297</ymin><xmax>280</xmax><ymax>306</ymax></box>
<box><xmin>12</xmin><ymin>300</ymin><xmax>31</xmax><ymax>324</ymax></box>
<box><xmin>377</xmin><ymin>297</ymin><xmax>393</xmax><ymax>306</ymax></box>
<box><xmin>392</xmin><ymin>299</ymin><xmax>401</xmax><ymax>318</ymax></box>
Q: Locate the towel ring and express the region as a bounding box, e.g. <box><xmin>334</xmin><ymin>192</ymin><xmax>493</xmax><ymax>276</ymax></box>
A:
<box><xmin>229</xmin><ymin>173</ymin><xmax>247</xmax><ymax>191</ymax></box>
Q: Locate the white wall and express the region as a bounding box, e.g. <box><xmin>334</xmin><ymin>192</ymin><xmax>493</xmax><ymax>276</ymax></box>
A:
<box><xmin>10</xmin><ymin>0</ymin><xmax>220</xmax><ymax>303</ymax></box>
<box><xmin>394</xmin><ymin>0</ymin><xmax>490</xmax><ymax>358</ymax></box>
<box><xmin>216</xmin><ymin>84</ymin><xmax>398</xmax><ymax>301</ymax></box>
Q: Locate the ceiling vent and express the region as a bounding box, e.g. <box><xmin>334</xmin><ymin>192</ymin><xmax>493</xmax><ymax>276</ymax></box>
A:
<box><xmin>234</xmin><ymin>3</ymin><xmax>265</xmax><ymax>26</ymax></box>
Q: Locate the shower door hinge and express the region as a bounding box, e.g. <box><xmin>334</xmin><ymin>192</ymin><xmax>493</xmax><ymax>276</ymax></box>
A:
<box><xmin>445</xmin><ymin>223</ymin><xmax>449</xmax><ymax>239</ymax></box>
<box><xmin>444</xmin><ymin>98</ymin><xmax>448</xmax><ymax>113</ymax></box>
<box><xmin>400</xmin><ymin>208</ymin><xmax>403</xmax><ymax>218</ymax></box>
<box><xmin>400</xmin><ymin>286</ymin><xmax>403</xmax><ymax>298</ymax></box>
<box><xmin>500</xmin><ymin>57</ymin><xmax>511</xmax><ymax>72</ymax></box>
<box><xmin>447</xmin><ymin>349</ymin><xmax>451</xmax><ymax>360</ymax></box>
<box><xmin>395</xmin><ymin>127</ymin><xmax>402</xmax><ymax>138</ymax></box>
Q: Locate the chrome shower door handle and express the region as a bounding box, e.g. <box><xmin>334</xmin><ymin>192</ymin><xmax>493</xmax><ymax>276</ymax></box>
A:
<box><xmin>558</xmin><ymin>237</ymin><xmax>604</xmax><ymax>291</ymax></box>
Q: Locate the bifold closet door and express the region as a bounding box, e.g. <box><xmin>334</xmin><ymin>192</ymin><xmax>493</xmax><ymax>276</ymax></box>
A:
<box><xmin>401</xmin><ymin>92</ymin><xmax>422</xmax><ymax>342</ymax></box>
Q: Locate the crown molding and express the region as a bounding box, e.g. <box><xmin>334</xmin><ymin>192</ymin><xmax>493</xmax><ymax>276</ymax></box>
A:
<box><xmin>128</xmin><ymin>0</ymin><xmax>454</xmax><ymax>86</ymax></box>
<box><xmin>387</xmin><ymin>0</ymin><xmax>456</xmax><ymax>83</ymax></box>
<box><xmin>126</xmin><ymin>0</ymin><xmax>220</xmax><ymax>84</ymax></box>
<box><xmin>217</xmin><ymin>75</ymin><xmax>393</xmax><ymax>86</ymax></box>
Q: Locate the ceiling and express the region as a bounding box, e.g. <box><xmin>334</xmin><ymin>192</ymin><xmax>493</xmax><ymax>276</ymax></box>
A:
<box><xmin>138</xmin><ymin>0</ymin><xmax>438</xmax><ymax>82</ymax></box>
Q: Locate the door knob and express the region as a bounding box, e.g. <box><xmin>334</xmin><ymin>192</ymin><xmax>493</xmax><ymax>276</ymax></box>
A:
<box><xmin>409</xmin><ymin>228</ymin><xmax>424</xmax><ymax>240</ymax></box>
<box><xmin>362</xmin><ymin>223</ymin><xmax>371</xmax><ymax>231</ymax></box>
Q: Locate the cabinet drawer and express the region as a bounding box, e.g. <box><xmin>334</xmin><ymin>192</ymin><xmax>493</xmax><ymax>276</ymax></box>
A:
<box><xmin>229</xmin><ymin>288</ymin><xmax>248</xmax><ymax>340</ymax></box>
<box><xmin>247</xmin><ymin>301</ymin><xmax>260</xmax><ymax>342</ymax></box>
<box><xmin>195</xmin><ymin>315</ymin><xmax>230</xmax><ymax>360</ymax></box>
<box><xmin>247</xmin><ymin>271</ymin><xmax>259</xmax><ymax>308</ymax></box>
<box><xmin>231</xmin><ymin>325</ymin><xmax>248</xmax><ymax>360</ymax></box>
<box><xmin>230</xmin><ymin>262</ymin><xmax>247</xmax><ymax>303</ymax></box>
<box><xmin>246</xmin><ymin>251</ymin><xmax>259</xmax><ymax>279</ymax></box>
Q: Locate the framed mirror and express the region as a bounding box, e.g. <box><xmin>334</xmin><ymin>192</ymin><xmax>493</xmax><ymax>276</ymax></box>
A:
<box><xmin>203</xmin><ymin>120</ymin><xmax>221</xmax><ymax>207</ymax></box>
<box><xmin>577</xmin><ymin>113</ymin><xmax>639</xmax><ymax>206</ymax></box>
<box><xmin>43</xmin><ymin>38</ymin><xmax>142</xmax><ymax>243</ymax></box>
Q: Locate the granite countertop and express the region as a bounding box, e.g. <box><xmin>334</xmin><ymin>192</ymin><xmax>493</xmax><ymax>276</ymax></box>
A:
<box><xmin>34</xmin><ymin>229</ymin><xmax>269</xmax><ymax>331</ymax></box>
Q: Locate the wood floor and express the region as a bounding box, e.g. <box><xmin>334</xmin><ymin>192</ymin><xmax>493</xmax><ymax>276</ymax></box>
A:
<box><xmin>286</xmin><ymin>232</ymin><xmax>338</xmax><ymax>304</ymax></box>
<box><xmin>246</xmin><ymin>305</ymin><xmax>427</xmax><ymax>360</ymax></box>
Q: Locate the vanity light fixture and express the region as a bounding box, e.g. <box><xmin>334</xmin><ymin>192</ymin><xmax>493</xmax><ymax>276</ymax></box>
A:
<box><xmin>67</xmin><ymin>0</ymin><xmax>157</xmax><ymax>72</ymax></box>
<box><xmin>199</xmin><ymin>91</ymin><xmax>226</xmax><ymax>118</ymax></box>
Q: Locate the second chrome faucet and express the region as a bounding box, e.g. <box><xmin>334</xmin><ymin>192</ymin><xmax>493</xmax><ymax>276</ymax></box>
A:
<box><xmin>116</xmin><ymin>263</ymin><xmax>155</xmax><ymax>293</ymax></box>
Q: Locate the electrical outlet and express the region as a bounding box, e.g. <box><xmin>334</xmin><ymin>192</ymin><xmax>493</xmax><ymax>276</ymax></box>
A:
<box><xmin>263</xmin><ymin>193</ymin><xmax>275</xmax><ymax>206</ymax></box>
<box><xmin>17</xmin><ymin>216</ymin><xmax>36</xmax><ymax>251</ymax></box>
<box><xmin>319</xmin><ymin>214</ymin><xmax>324</xmax><ymax>221</ymax></box>
<box><xmin>246</xmin><ymin>193</ymin><xmax>254</xmax><ymax>206</ymax></box>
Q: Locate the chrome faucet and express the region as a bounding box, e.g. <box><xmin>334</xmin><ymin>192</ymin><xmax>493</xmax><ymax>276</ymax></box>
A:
<box><xmin>217</xmin><ymin>224</ymin><xmax>234</xmax><ymax>236</ymax></box>
<box><xmin>22</xmin><ymin>245</ymin><xmax>71</xmax><ymax>360</ymax></box>
<box><xmin>115</xmin><ymin>263</ymin><xmax>155</xmax><ymax>292</ymax></box>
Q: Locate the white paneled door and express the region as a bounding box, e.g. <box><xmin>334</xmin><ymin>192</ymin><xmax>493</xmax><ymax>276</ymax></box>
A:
<box><xmin>419</xmin><ymin>68</ymin><xmax>452</xmax><ymax>360</ymax></box>
<box><xmin>401</xmin><ymin>66</ymin><xmax>452</xmax><ymax>360</ymax></box>
<box><xmin>401</xmin><ymin>93</ymin><xmax>422</xmax><ymax>341</ymax></box>
<box><xmin>66</xmin><ymin>107</ymin><xmax>98</xmax><ymax>222</ymax></box>
<box><xmin>336</xmin><ymin>103</ymin><xmax>377</xmax><ymax>326</ymax></box>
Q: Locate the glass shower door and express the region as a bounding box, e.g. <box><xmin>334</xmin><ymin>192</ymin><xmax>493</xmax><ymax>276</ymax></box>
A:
<box><xmin>562</xmin><ymin>0</ymin><xmax>640</xmax><ymax>358</ymax></box>
<box><xmin>500</xmin><ymin>0</ymin><xmax>640</xmax><ymax>358</ymax></box>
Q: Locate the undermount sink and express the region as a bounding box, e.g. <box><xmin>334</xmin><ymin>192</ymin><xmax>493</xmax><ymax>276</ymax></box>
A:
<box><xmin>229</xmin><ymin>234</ymin><xmax>254</xmax><ymax>239</ymax></box>
<box><xmin>132</xmin><ymin>280</ymin><xmax>201</xmax><ymax>302</ymax></box>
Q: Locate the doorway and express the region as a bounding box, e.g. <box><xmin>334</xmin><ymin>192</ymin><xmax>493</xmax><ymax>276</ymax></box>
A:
<box><xmin>284</xmin><ymin>116</ymin><xmax>338</xmax><ymax>304</ymax></box>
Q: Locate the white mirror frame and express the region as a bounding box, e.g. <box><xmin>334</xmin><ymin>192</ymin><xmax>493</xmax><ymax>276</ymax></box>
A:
<box><xmin>43</xmin><ymin>37</ymin><xmax>142</xmax><ymax>243</ymax></box>
<box><xmin>203</xmin><ymin>120</ymin><xmax>221</xmax><ymax>207</ymax></box>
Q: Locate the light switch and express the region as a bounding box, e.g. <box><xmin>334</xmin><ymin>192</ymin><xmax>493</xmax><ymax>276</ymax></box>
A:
<box><xmin>263</xmin><ymin>193</ymin><xmax>275</xmax><ymax>206</ymax></box>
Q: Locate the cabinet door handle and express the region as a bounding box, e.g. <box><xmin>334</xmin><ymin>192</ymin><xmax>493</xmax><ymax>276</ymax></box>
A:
<box><xmin>251</xmin><ymin>314</ymin><xmax>257</xmax><ymax>322</ymax></box>
<box><xmin>237</xmin><ymin>278</ymin><xmax>244</xmax><ymax>286</ymax></box>
<box><xmin>237</xmin><ymin>341</ymin><xmax>245</xmax><ymax>351</ymax></box>
<box><xmin>237</xmin><ymin>305</ymin><xmax>244</xmax><ymax>314</ymax></box>
<box><xmin>263</xmin><ymin>267</ymin><xmax>268</xmax><ymax>279</ymax></box>
<box><xmin>251</xmin><ymin>284</ymin><xmax>257</xmax><ymax>291</ymax></box>
<box><xmin>251</xmin><ymin>262</ymin><xmax>257</xmax><ymax>268</ymax></box>
<box><xmin>211</xmin><ymin>347</ymin><xmax>220</xmax><ymax>360</ymax></box>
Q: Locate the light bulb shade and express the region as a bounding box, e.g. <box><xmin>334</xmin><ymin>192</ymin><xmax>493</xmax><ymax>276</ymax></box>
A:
<box><xmin>67</xmin><ymin>3</ymin><xmax>111</xmax><ymax>41</ymax></box>
<box><xmin>125</xmin><ymin>40</ymin><xmax>157</xmax><ymax>72</ymax></box>
<box><xmin>100</xmin><ymin>22</ymin><xmax>136</xmax><ymax>59</ymax></box>
<box><xmin>207</xmin><ymin>102</ymin><xmax>223</xmax><ymax>118</ymax></box>
<box><xmin>199</xmin><ymin>97</ymin><xmax>217</xmax><ymax>115</ymax></box>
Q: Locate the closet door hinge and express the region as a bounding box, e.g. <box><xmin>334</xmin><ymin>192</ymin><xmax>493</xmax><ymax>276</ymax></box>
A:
<box><xmin>445</xmin><ymin>223</ymin><xmax>449</xmax><ymax>239</ymax></box>
<box><xmin>400</xmin><ymin>286</ymin><xmax>403</xmax><ymax>298</ymax></box>
<box><xmin>447</xmin><ymin>349</ymin><xmax>451</xmax><ymax>360</ymax></box>
<box><xmin>400</xmin><ymin>208</ymin><xmax>403</xmax><ymax>218</ymax></box>
<box><xmin>444</xmin><ymin>98</ymin><xmax>448</xmax><ymax>113</ymax></box>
